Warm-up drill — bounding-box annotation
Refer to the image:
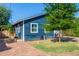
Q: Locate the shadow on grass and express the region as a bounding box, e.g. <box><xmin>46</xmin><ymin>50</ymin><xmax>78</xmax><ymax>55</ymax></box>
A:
<box><xmin>61</xmin><ymin>37</ymin><xmax>77</xmax><ymax>42</ymax></box>
<box><xmin>52</xmin><ymin>37</ymin><xmax>77</xmax><ymax>42</ymax></box>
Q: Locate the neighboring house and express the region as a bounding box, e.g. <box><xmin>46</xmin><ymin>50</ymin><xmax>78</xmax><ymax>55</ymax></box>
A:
<box><xmin>13</xmin><ymin>13</ymin><xmax>55</xmax><ymax>41</ymax></box>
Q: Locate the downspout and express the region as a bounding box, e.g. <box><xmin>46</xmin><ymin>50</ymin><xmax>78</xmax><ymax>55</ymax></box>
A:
<box><xmin>23</xmin><ymin>20</ymin><xmax>25</xmax><ymax>42</ymax></box>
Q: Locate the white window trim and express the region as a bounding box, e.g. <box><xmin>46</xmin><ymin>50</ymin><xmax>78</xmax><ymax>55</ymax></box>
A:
<box><xmin>30</xmin><ymin>23</ymin><xmax>38</xmax><ymax>33</ymax></box>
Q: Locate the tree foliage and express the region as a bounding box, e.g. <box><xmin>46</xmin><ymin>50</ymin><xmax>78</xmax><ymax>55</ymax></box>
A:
<box><xmin>44</xmin><ymin>3</ymin><xmax>78</xmax><ymax>31</ymax></box>
<box><xmin>63</xmin><ymin>17</ymin><xmax>79</xmax><ymax>37</ymax></box>
<box><xmin>6</xmin><ymin>23</ymin><xmax>14</xmax><ymax>33</ymax></box>
<box><xmin>0</xmin><ymin>6</ymin><xmax>12</xmax><ymax>32</ymax></box>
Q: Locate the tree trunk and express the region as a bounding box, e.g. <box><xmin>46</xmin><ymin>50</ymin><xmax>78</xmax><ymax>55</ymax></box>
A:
<box><xmin>58</xmin><ymin>30</ymin><xmax>62</xmax><ymax>42</ymax></box>
<box><xmin>59</xmin><ymin>34</ymin><xmax>61</xmax><ymax>42</ymax></box>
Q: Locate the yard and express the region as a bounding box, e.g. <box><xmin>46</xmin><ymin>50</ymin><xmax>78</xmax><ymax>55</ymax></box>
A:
<box><xmin>27</xmin><ymin>39</ymin><xmax>79</xmax><ymax>55</ymax></box>
<box><xmin>1</xmin><ymin>30</ymin><xmax>79</xmax><ymax>56</ymax></box>
<box><xmin>0</xmin><ymin>38</ymin><xmax>79</xmax><ymax>56</ymax></box>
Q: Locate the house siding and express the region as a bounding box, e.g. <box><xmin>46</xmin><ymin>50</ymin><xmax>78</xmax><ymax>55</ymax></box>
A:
<box><xmin>14</xmin><ymin>14</ymin><xmax>54</xmax><ymax>41</ymax></box>
<box><xmin>24</xmin><ymin>16</ymin><xmax>54</xmax><ymax>41</ymax></box>
<box><xmin>14</xmin><ymin>22</ymin><xmax>23</xmax><ymax>39</ymax></box>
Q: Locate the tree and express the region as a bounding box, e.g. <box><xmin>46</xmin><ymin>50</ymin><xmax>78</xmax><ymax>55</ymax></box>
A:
<box><xmin>0</xmin><ymin>6</ymin><xmax>11</xmax><ymax>31</ymax></box>
<box><xmin>6</xmin><ymin>23</ymin><xmax>14</xmax><ymax>33</ymax></box>
<box><xmin>63</xmin><ymin>17</ymin><xmax>79</xmax><ymax>37</ymax></box>
<box><xmin>44</xmin><ymin>3</ymin><xmax>78</xmax><ymax>42</ymax></box>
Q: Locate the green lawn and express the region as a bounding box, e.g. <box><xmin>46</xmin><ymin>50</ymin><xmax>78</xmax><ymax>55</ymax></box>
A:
<box><xmin>33</xmin><ymin>40</ymin><xmax>79</xmax><ymax>53</ymax></box>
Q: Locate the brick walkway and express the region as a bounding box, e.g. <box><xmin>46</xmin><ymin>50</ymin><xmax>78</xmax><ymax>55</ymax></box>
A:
<box><xmin>0</xmin><ymin>41</ymin><xmax>48</xmax><ymax>56</ymax></box>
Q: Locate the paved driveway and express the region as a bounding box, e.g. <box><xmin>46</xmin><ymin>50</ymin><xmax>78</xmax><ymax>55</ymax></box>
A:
<box><xmin>0</xmin><ymin>41</ymin><xmax>48</xmax><ymax>56</ymax></box>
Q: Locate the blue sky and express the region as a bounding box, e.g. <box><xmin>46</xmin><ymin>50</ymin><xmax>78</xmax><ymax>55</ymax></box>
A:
<box><xmin>0</xmin><ymin>3</ymin><xmax>79</xmax><ymax>24</ymax></box>
<box><xmin>0</xmin><ymin>3</ymin><xmax>45</xmax><ymax>24</ymax></box>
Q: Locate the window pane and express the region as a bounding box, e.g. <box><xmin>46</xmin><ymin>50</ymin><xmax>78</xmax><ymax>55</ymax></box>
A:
<box><xmin>32</xmin><ymin>24</ymin><xmax>37</xmax><ymax>27</ymax></box>
<box><xmin>32</xmin><ymin>28</ymin><xmax>36</xmax><ymax>32</ymax></box>
<box><xmin>31</xmin><ymin>23</ymin><xmax>38</xmax><ymax>33</ymax></box>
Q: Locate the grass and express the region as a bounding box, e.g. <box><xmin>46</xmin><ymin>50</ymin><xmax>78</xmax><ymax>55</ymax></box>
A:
<box><xmin>33</xmin><ymin>40</ymin><xmax>79</xmax><ymax>53</ymax></box>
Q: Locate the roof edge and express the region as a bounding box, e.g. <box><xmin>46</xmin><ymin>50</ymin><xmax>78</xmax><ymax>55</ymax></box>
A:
<box><xmin>13</xmin><ymin>13</ymin><xmax>46</xmax><ymax>26</ymax></box>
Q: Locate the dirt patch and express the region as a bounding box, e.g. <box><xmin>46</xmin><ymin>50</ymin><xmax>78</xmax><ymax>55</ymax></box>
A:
<box><xmin>0</xmin><ymin>41</ymin><xmax>48</xmax><ymax>56</ymax></box>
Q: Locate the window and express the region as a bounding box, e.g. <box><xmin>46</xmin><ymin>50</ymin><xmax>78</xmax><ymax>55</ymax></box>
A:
<box><xmin>30</xmin><ymin>23</ymin><xmax>38</xmax><ymax>33</ymax></box>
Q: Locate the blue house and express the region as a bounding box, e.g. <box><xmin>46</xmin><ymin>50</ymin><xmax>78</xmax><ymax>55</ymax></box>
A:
<box><xmin>13</xmin><ymin>13</ymin><xmax>55</xmax><ymax>41</ymax></box>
